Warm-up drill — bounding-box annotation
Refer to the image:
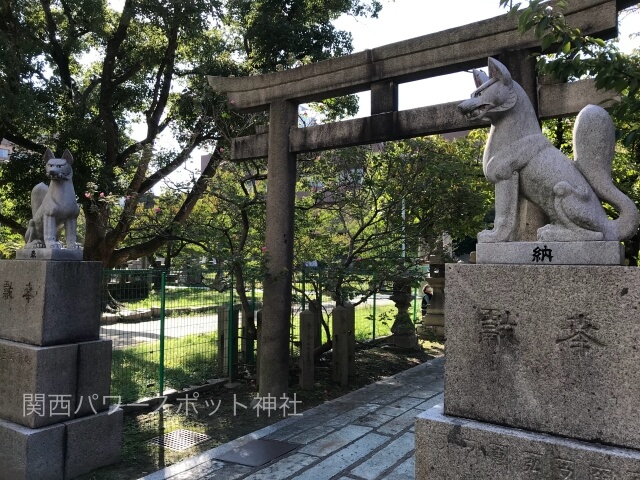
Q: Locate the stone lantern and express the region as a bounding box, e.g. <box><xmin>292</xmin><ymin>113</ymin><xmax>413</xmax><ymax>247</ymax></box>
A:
<box><xmin>389</xmin><ymin>275</ymin><xmax>420</xmax><ymax>349</ymax></box>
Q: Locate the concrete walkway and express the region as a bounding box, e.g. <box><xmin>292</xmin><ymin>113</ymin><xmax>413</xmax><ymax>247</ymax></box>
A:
<box><xmin>140</xmin><ymin>356</ymin><xmax>444</xmax><ymax>480</ymax></box>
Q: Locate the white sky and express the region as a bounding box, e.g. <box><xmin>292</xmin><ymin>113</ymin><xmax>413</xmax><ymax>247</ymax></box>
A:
<box><xmin>333</xmin><ymin>0</ymin><xmax>640</xmax><ymax>116</ymax></box>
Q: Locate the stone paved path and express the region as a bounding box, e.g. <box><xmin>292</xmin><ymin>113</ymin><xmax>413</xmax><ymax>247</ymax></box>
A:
<box><xmin>140</xmin><ymin>357</ymin><xmax>444</xmax><ymax>480</ymax></box>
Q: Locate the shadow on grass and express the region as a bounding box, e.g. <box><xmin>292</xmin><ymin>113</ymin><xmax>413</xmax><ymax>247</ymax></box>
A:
<box><xmin>111</xmin><ymin>332</ymin><xmax>220</xmax><ymax>404</ymax></box>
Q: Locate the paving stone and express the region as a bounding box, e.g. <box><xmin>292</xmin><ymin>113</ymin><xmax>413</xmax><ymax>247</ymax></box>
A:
<box><xmin>265</xmin><ymin>414</ymin><xmax>328</xmax><ymax>441</ymax></box>
<box><xmin>140</xmin><ymin>359</ymin><xmax>445</xmax><ymax>480</ymax></box>
<box><xmin>325</xmin><ymin>404</ymin><xmax>381</xmax><ymax>427</ymax></box>
<box><xmin>350</xmin><ymin>432</ymin><xmax>414</xmax><ymax>480</ymax></box>
<box><xmin>295</xmin><ymin>433</ymin><xmax>389</xmax><ymax>480</ymax></box>
<box><xmin>415</xmin><ymin>394</ymin><xmax>444</xmax><ymax>411</ymax></box>
<box><xmin>377</xmin><ymin>409</ymin><xmax>422</xmax><ymax>436</ymax></box>
<box><xmin>353</xmin><ymin>412</ymin><xmax>395</xmax><ymax>428</ymax></box>
<box><xmin>167</xmin><ymin>462</ymin><xmax>224</xmax><ymax>480</ymax></box>
<box><xmin>374</xmin><ymin>406</ymin><xmax>406</xmax><ymax>418</ymax></box>
<box><xmin>298</xmin><ymin>425</ymin><xmax>373</xmax><ymax>457</ymax></box>
<box><xmin>206</xmin><ymin>464</ymin><xmax>253</xmax><ymax>479</ymax></box>
<box><xmin>407</xmin><ymin>388</ymin><xmax>443</xmax><ymax>399</ymax></box>
<box><xmin>375</xmin><ymin>387</ymin><xmax>418</xmax><ymax>405</ymax></box>
<box><xmin>381</xmin><ymin>456</ymin><xmax>415</xmax><ymax>480</ymax></box>
<box><xmin>385</xmin><ymin>396</ymin><xmax>424</xmax><ymax>410</ymax></box>
<box><xmin>334</xmin><ymin>386</ymin><xmax>382</xmax><ymax>403</ymax></box>
<box><xmin>288</xmin><ymin>425</ymin><xmax>335</xmax><ymax>444</ymax></box>
<box><xmin>243</xmin><ymin>452</ymin><xmax>318</xmax><ymax>479</ymax></box>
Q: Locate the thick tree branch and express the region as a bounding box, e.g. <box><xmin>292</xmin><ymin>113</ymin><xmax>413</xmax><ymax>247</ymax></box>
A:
<box><xmin>40</xmin><ymin>0</ymin><xmax>76</xmax><ymax>98</ymax></box>
<box><xmin>107</xmin><ymin>145</ymin><xmax>153</xmax><ymax>250</ymax></box>
<box><xmin>146</xmin><ymin>23</ymin><xmax>179</xmax><ymax>139</ymax></box>
<box><xmin>0</xmin><ymin>127</ymin><xmax>46</xmax><ymax>153</ymax></box>
<box><xmin>106</xmin><ymin>147</ymin><xmax>223</xmax><ymax>266</ymax></box>
<box><xmin>101</xmin><ymin>0</ymin><xmax>134</xmax><ymax>166</ymax></box>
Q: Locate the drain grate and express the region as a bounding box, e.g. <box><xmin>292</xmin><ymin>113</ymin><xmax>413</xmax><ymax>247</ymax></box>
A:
<box><xmin>147</xmin><ymin>429</ymin><xmax>211</xmax><ymax>452</ymax></box>
<box><xmin>212</xmin><ymin>439</ymin><xmax>299</xmax><ymax>467</ymax></box>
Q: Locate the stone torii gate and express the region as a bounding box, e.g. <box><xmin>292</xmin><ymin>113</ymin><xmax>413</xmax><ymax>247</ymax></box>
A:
<box><xmin>207</xmin><ymin>0</ymin><xmax>628</xmax><ymax>398</ymax></box>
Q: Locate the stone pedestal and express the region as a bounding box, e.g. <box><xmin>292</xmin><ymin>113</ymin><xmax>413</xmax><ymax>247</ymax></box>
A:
<box><xmin>415</xmin><ymin>263</ymin><xmax>640</xmax><ymax>478</ymax></box>
<box><xmin>16</xmin><ymin>248</ymin><xmax>83</xmax><ymax>261</ymax></box>
<box><xmin>0</xmin><ymin>260</ymin><xmax>122</xmax><ymax>480</ymax></box>
<box><xmin>388</xmin><ymin>278</ymin><xmax>419</xmax><ymax>349</ymax></box>
<box><xmin>0</xmin><ymin>260</ymin><xmax>101</xmax><ymax>345</ymax></box>
<box><xmin>476</xmin><ymin>241</ymin><xmax>625</xmax><ymax>265</ymax></box>
<box><xmin>419</xmin><ymin>275</ymin><xmax>445</xmax><ymax>338</ymax></box>
<box><xmin>0</xmin><ymin>339</ymin><xmax>78</xmax><ymax>428</ymax></box>
<box><xmin>417</xmin><ymin>405</ymin><xmax>640</xmax><ymax>480</ymax></box>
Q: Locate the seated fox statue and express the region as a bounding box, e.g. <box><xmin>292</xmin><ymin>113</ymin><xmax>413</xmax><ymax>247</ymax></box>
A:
<box><xmin>24</xmin><ymin>148</ymin><xmax>81</xmax><ymax>249</ymax></box>
<box><xmin>458</xmin><ymin>57</ymin><xmax>639</xmax><ymax>243</ymax></box>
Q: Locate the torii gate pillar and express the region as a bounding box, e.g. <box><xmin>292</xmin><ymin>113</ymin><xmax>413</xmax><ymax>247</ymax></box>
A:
<box><xmin>260</xmin><ymin>99</ymin><xmax>298</xmax><ymax>399</ymax></box>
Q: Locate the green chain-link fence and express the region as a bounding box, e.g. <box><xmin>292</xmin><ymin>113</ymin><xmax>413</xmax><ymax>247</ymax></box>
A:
<box><xmin>101</xmin><ymin>268</ymin><xmax>421</xmax><ymax>403</ymax></box>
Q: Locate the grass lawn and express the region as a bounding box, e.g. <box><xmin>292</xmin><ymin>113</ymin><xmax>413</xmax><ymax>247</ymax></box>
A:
<box><xmin>112</xmin><ymin>332</ymin><xmax>219</xmax><ymax>404</ymax></box>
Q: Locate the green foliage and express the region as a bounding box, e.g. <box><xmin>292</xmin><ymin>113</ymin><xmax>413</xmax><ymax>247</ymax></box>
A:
<box><xmin>0</xmin><ymin>0</ymin><xmax>381</xmax><ymax>265</ymax></box>
<box><xmin>499</xmin><ymin>1</ymin><xmax>640</xmax><ymax>147</ymax></box>
<box><xmin>294</xmin><ymin>135</ymin><xmax>492</xmax><ymax>304</ymax></box>
<box><xmin>225</xmin><ymin>0</ymin><xmax>382</xmax><ymax>72</ymax></box>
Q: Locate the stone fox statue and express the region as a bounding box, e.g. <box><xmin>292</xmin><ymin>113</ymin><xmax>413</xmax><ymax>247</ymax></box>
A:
<box><xmin>458</xmin><ymin>57</ymin><xmax>639</xmax><ymax>243</ymax></box>
<box><xmin>24</xmin><ymin>149</ymin><xmax>80</xmax><ymax>249</ymax></box>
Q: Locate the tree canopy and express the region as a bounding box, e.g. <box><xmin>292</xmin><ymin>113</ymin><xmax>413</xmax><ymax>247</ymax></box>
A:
<box><xmin>0</xmin><ymin>0</ymin><xmax>381</xmax><ymax>266</ymax></box>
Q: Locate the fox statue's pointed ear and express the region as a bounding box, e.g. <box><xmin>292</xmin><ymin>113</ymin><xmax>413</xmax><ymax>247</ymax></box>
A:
<box><xmin>44</xmin><ymin>148</ymin><xmax>54</xmax><ymax>162</ymax></box>
<box><xmin>473</xmin><ymin>69</ymin><xmax>490</xmax><ymax>88</ymax></box>
<box><xmin>488</xmin><ymin>57</ymin><xmax>513</xmax><ymax>87</ymax></box>
<box><xmin>62</xmin><ymin>149</ymin><xmax>74</xmax><ymax>165</ymax></box>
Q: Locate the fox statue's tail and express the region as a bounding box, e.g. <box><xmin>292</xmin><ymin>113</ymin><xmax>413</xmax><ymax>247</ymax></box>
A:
<box><xmin>24</xmin><ymin>182</ymin><xmax>48</xmax><ymax>245</ymax></box>
<box><xmin>574</xmin><ymin>104</ymin><xmax>639</xmax><ymax>240</ymax></box>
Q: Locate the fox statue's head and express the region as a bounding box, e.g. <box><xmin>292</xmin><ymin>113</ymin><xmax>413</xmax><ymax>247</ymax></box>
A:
<box><xmin>44</xmin><ymin>148</ymin><xmax>74</xmax><ymax>181</ymax></box>
<box><xmin>458</xmin><ymin>57</ymin><xmax>518</xmax><ymax>122</ymax></box>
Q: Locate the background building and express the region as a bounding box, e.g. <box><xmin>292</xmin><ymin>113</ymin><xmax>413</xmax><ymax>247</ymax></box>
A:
<box><xmin>0</xmin><ymin>139</ymin><xmax>13</xmax><ymax>162</ymax></box>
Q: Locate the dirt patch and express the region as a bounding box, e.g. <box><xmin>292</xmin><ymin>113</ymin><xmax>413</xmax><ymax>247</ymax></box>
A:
<box><xmin>78</xmin><ymin>340</ymin><xmax>443</xmax><ymax>480</ymax></box>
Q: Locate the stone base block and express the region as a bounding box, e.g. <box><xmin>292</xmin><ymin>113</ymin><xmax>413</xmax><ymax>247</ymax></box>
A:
<box><xmin>416</xmin><ymin>405</ymin><xmax>640</xmax><ymax>480</ymax></box>
<box><xmin>423</xmin><ymin>312</ymin><xmax>444</xmax><ymax>327</ymax></box>
<box><xmin>388</xmin><ymin>333</ymin><xmax>420</xmax><ymax>349</ymax></box>
<box><xmin>0</xmin><ymin>338</ymin><xmax>77</xmax><ymax>428</ymax></box>
<box><xmin>76</xmin><ymin>339</ymin><xmax>112</xmax><ymax>416</ymax></box>
<box><xmin>0</xmin><ymin>416</ymin><xmax>65</xmax><ymax>480</ymax></box>
<box><xmin>16</xmin><ymin>248</ymin><xmax>83</xmax><ymax>261</ymax></box>
<box><xmin>0</xmin><ymin>260</ymin><xmax>101</xmax><ymax>346</ymax></box>
<box><xmin>65</xmin><ymin>409</ymin><xmax>123</xmax><ymax>479</ymax></box>
<box><xmin>475</xmin><ymin>240</ymin><xmax>624</xmax><ymax>265</ymax></box>
<box><xmin>445</xmin><ymin>264</ymin><xmax>640</xmax><ymax>450</ymax></box>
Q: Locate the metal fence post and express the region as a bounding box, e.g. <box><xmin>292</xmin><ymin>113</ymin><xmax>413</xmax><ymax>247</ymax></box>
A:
<box><xmin>158</xmin><ymin>271</ymin><xmax>166</xmax><ymax>397</ymax></box>
<box><xmin>413</xmin><ymin>286</ymin><xmax>418</xmax><ymax>323</ymax></box>
<box><xmin>301</xmin><ymin>269</ymin><xmax>306</xmax><ymax>311</ymax></box>
<box><xmin>228</xmin><ymin>272</ymin><xmax>235</xmax><ymax>381</ymax></box>
<box><xmin>318</xmin><ymin>269</ymin><xmax>323</xmax><ymax>343</ymax></box>
<box><xmin>372</xmin><ymin>288</ymin><xmax>377</xmax><ymax>342</ymax></box>
<box><xmin>248</xmin><ymin>280</ymin><xmax>256</xmax><ymax>365</ymax></box>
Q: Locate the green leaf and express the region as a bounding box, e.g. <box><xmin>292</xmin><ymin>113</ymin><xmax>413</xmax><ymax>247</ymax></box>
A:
<box><xmin>541</xmin><ymin>34</ymin><xmax>555</xmax><ymax>51</ymax></box>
